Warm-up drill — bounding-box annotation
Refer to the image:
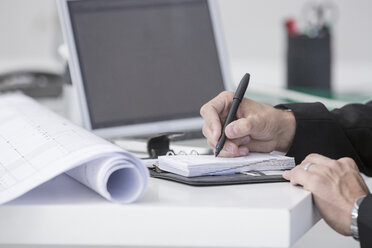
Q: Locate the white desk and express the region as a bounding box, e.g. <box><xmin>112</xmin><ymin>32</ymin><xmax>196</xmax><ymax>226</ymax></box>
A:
<box><xmin>0</xmin><ymin>173</ymin><xmax>320</xmax><ymax>248</ymax></box>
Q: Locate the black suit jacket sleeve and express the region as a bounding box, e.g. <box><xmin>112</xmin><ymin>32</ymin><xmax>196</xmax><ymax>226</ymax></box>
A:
<box><xmin>276</xmin><ymin>101</ymin><xmax>372</xmax><ymax>176</ymax></box>
<box><xmin>276</xmin><ymin>101</ymin><xmax>372</xmax><ymax>247</ymax></box>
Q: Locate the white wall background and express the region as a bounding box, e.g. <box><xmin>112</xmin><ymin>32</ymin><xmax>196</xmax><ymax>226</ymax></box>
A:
<box><xmin>0</xmin><ymin>0</ymin><xmax>60</xmax><ymax>60</ymax></box>
<box><xmin>1</xmin><ymin>0</ymin><xmax>371</xmax><ymax>92</ymax></box>
<box><xmin>1</xmin><ymin>0</ymin><xmax>371</xmax><ymax>62</ymax></box>
<box><xmin>216</xmin><ymin>0</ymin><xmax>372</xmax><ymax>93</ymax></box>
<box><xmin>0</xmin><ymin>1</ymin><xmax>371</xmax><ymax>247</ymax></box>
<box><xmin>218</xmin><ymin>0</ymin><xmax>372</xmax><ymax>62</ymax></box>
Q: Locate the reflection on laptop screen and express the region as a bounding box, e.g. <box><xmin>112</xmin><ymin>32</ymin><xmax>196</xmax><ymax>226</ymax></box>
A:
<box><xmin>67</xmin><ymin>0</ymin><xmax>226</xmax><ymax>131</ymax></box>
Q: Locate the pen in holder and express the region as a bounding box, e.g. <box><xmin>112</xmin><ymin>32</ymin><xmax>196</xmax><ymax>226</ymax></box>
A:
<box><xmin>286</xmin><ymin>33</ymin><xmax>332</xmax><ymax>95</ymax></box>
<box><xmin>285</xmin><ymin>2</ymin><xmax>336</xmax><ymax>96</ymax></box>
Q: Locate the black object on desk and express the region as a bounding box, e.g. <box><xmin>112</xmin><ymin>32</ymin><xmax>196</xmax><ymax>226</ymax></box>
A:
<box><xmin>286</xmin><ymin>33</ymin><xmax>332</xmax><ymax>92</ymax></box>
<box><xmin>285</xmin><ymin>2</ymin><xmax>335</xmax><ymax>94</ymax></box>
<box><xmin>149</xmin><ymin>168</ymin><xmax>287</xmax><ymax>186</ymax></box>
<box><xmin>147</xmin><ymin>132</ymin><xmax>185</xmax><ymax>158</ymax></box>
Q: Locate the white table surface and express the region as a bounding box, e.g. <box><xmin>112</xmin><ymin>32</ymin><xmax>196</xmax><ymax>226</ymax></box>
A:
<box><xmin>0</xmin><ymin>172</ymin><xmax>320</xmax><ymax>248</ymax></box>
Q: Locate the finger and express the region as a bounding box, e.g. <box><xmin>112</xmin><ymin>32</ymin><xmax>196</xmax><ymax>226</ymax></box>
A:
<box><xmin>223</xmin><ymin>137</ymin><xmax>251</xmax><ymax>155</ymax></box>
<box><xmin>216</xmin><ymin>149</ymin><xmax>239</xmax><ymax>157</ymax></box>
<box><xmin>300</xmin><ymin>153</ymin><xmax>335</xmax><ymax>167</ymax></box>
<box><xmin>237</xmin><ymin>135</ymin><xmax>251</xmax><ymax>145</ymax></box>
<box><xmin>282</xmin><ymin>169</ymin><xmax>292</xmax><ymax>180</ymax></box>
<box><xmin>220</xmin><ymin>146</ymin><xmax>249</xmax><ymax>157</ymax></box>
<box><xmin>200</xmin><ymin>92</ymin><xmax>233</xmax><ymax>143</ymax></box>
<box><xmin>288</xmin><ymin>166</ymin><xmax>312</xmax><ymax>187</ymax></box>
<box><xmin>300</xmin><ymin>154</ymin><xmax>344</xmax><ymax>178</ymax></box>
<box><xmin>201</xmin><ymin>110</ymin><xmax>222</xmax><ymax>144</ymax></box>
<box><xmin>222</xmin><ymin>140</ymin><xmax>239</xmax><ymax>156</ymax></box>
<box><xmin>225</xmin><ymin>117</ymin><xmax>257</xmax><ymax>139</ymax></box>
<box><xmin>238</xmin><ymin>146</ymin><xmax>249</xmax><ymax>156</ymax></box>
<box><xmin>206</xmin><ymin>136</ymin><xmax>248</xmax><ymax>156</ymax></box>
<box><xmin>287</xmin><ymin>163</ymin><xmax>323</xmax><ymax>188</ymax></box>
<box><xmin>206</xmin><ymin>139</ymin><xmax>216</xmax><ymax>150</ymax></box>
<box><xmin>200</xmin><ymin>91</ymin><xmax>233</xmax><ymax>119</ymax></box>
<box><xmin>202</xmin><ymin>124</ymin><xmax>220</xmax><ymax>147</ymax></box>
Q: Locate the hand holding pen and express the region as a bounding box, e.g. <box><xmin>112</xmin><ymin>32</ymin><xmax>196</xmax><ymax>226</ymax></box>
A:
<box><xmin>200</xmin><ymin>74</ymin><xmax>296</xmax><ymax>157</ymax></box>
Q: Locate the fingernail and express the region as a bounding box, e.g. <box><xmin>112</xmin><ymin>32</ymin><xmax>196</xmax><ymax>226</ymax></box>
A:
<box><xmin>226</xmin><ymin>124</ymin><xmax>237</xmax><ymax>137</ymax></box>
<box><xmin>231</xmin><ymin>124</ymin><xmax>238</xmax><ymax>135</ymax></box>
<box><xmin>224</xmin><ymin>144</ymin><xmax>235</xmax><ymax>154</ymax></box>
<box><xmin>241</xmin><ymin>136</ymin><xmax>251</xmax><ymax>145</ymax></box>
<box><xmin>239</xmin><ymin>147</ymin><xmax>248</xmax><ymax>156</ymax></box>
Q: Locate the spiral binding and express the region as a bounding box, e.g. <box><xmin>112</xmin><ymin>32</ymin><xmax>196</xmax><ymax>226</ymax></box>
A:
<box><xmin>165</xmin><ymin>150</ymin><xmax>199</xmax><ymax>156</ymax></box>
<box><xmin>151</xmin><ymin>150</ymin><xmax>200</xmax><ymax>173</ymax></box>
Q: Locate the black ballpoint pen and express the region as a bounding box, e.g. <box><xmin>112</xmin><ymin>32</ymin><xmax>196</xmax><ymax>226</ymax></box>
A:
<box><xmin>215</xmin><ymin>73</ymin><xmax>250</xmax><ymax>157</ymax></box>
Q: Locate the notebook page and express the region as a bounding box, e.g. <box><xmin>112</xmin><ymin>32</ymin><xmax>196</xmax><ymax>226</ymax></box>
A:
<box><xmin>0</xmin><ymin>93</ymin><xmax>148</xmax><ymax>204</ymax></box>
<box><xmin>158</xmin><ymin>154</ymin><xmax>295</xmax><ymax>177</ymax></box>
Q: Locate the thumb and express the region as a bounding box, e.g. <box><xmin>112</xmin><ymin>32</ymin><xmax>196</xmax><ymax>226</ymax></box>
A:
<box><xmin>225</xmin><ymin>118</ymin><xmax>256</xmax><ymax>139</ymax></box>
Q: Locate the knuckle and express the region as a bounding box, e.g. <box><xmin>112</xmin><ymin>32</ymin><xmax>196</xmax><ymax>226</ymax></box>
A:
<box><xmin>322</xmin><ymin>165</ymin><xmax>332</xmax><ymax>173</ymax></box>
<box><xmin>201</xmin><ymin>125</ymin><xmax>208</xmax><ymax>137</ymax></box>
<box><xmin>339</xmin><ymin>157</ymin><xmax>357</xmax><ymax>167</ymax></box>
<box><xmin>219</xmin><ymin>91</ymin><xmax>233</xmax><ymax>98</ymax></box>
<box><xmin>199</xmin><ymin>104</ymin><xmax>206</xmax><ymax>116</ymax></box>
<box><xmin>338</xmin><ymin>157</ymin><xmax>349</xmax><ymax>163</ymax></box>
<box><xmin>329</xmin><ymin>160</ymin><xmax>340</xmax><ymax>168</ymax></box>
<box><xmin>306</xmin><ymin>153</ymin><xmax>318</xmax><ymax>160</ymax></box>
<box><xmin>299</xmin><ymin>159</ymin><xmax>309</xmax><ymax>167</ymax></box>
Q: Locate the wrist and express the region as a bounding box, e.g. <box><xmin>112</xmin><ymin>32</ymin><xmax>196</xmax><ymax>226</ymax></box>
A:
<box><xmin>275</xmin><ymin>109</ymin><xmax>296</xmax><ymax>152</ymax></box>
<box><xmin>350</xmin><ymin>195</ymin><xmax>367</xmax><ymax>240</ymax></box>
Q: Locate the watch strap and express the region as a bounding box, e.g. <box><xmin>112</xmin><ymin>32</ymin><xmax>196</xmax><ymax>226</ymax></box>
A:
<box><xmin>351</xmin><ymin>195</ymin><xmax>367</xmax><ymax>240</ymax></box>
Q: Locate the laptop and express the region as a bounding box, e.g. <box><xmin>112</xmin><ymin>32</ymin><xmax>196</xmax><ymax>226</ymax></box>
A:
<box><xmin>58</xmin><ymin>0</ymin><xmax>232</xmax><ymax>154</ymax></box>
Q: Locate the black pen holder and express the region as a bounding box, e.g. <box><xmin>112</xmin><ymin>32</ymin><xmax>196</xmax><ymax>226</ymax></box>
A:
<box><xmin>286</xmin><ymin>34</ymin><xmax>332</xmax><ymax>93</ymax></box>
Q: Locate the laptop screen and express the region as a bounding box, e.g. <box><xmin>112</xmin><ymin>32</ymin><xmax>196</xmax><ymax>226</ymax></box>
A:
<box><xmin>67</xmin><ymin>0</ymin><xmax>226</xmax><ymax>130</ymax></box>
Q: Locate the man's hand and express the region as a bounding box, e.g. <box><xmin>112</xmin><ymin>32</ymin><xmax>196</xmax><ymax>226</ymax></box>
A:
<box><xmin>200</xmin><ymin>91</ymin><xmax>296</xmax><ymax>157</ymax></box>
<box><xmin>283</xmin><ymin>154</ymin><xmax>370</xmax><ymax>236</ymax></box>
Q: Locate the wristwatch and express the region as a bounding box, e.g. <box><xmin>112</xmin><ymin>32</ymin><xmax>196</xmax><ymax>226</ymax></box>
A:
<box><xmin>351</xmin><ymin>195</ymin><xmax>367</xmax><ymax>240</ymax></box>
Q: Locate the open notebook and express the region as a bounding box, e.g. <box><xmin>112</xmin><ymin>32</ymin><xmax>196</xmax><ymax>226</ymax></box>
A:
<box><xmin>0</xmin><ymin>93</ymin><xmax>148</xmax><ymax>204</ymax></box>
<box><xmin>158</xmin><ymin>153</ymin><xmax>295</xmax><ymax>177</ymax></box>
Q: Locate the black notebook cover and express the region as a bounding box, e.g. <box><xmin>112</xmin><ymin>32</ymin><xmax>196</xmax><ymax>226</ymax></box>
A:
<box><xmin>149</xmin><ymin>168</ymin><xmax>288</xmax><ymax>186</ymax></box>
